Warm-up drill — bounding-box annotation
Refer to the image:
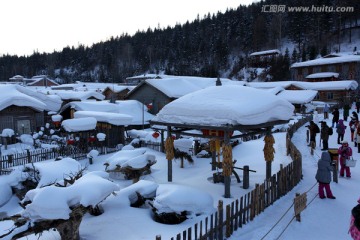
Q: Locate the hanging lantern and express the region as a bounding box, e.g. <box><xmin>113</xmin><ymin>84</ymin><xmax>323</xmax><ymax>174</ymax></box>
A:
<box><xmin>88</xmin><ymin>136</ymin><xmax>96</xmax><ymax>143</ymax></box>
<box><xmin>152</xmin><ymin>131</ymin><xmax>160</xmax><ymax>138</ymax></box>
<box><xmin>67</xmin><ymin>138</ymin><xmax>75</xmax><ymax>145</ymax></box>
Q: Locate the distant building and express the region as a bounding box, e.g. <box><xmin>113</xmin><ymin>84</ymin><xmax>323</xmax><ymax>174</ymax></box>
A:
<box><xmin>290</xmin><ymin>53</ymin><xmax>360</xmax><ymax>84</ymax></box>
<box><xmin>9</xmin><ymin>75</ymin><xmax>59</xmax><ymax>87</ymax></box>
<box><xmin>249</xmin><ymin>49</ymin><xmax>280</xmax><ymax>68</ymax></box>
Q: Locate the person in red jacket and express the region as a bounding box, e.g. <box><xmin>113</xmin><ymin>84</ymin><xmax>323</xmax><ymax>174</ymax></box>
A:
<box><xmin>338</xmin><ymin>140</ymin><xmax>352</xmax><ymax>178</ymax></box>
<box><xmin>349</xmin><ymin>198</ymin><xmax>360</xmax><ymax>240</ymax></box>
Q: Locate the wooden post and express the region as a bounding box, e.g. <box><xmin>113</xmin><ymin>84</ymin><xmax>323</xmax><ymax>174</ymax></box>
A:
<box><xmin>26</xmin><ymin>149</ymin><xmax>31</xmax><ymax>163</ymax></box>
<box><xmin>218</xmin><ymin>200</ymin><xmax>223</xmax><ymax>240</ymax></box>
<box><xmin>211</xmin><ymin>150</ymin><xmax>216</xmax><ymax>171</ymax></box>
<box><xmin>167</xmin><ymin>126</ymin><xmax>172</xmax><ymax>182</ymax></box>
<box><xmin>160</xmin><ymin>130</ymin><xmax>165</xmax><ymax>153</ymax></box>
<box><xmin>264</xmin><ymin>127</ymin><xmax>273</xmax><ymax>180</ymax></box>
<box><xmin>156</xmin><ymin>235</ymin><xmax>161</xmax><ymax>240</ymax></box>
<box><xmin>223</xmin><ymin>131</ymin><xmax>231</xmax><ymax>198</ymax></box>
<box><xmin>243</xmin><ymin>165</ymin><xmax>249</xmax><ymax>189</ymax></box>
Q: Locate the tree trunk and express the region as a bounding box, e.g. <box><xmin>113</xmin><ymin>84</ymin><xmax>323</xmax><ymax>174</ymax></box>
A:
<box><xmin>56</xmin><ymin>206</ymin><xmax>87</xmax><ymax>240</ymax></box>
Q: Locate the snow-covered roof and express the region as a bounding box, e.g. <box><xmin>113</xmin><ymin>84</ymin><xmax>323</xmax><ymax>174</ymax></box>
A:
<box><xmin>249</xmin><ymin>49</ymin><xmax>280</xmax><ymax>57</ymax></box>
<box><xmin>103</xmin><ymin>85</ymin><xmax>133</xmax><ymax>93</ymax></box>
<box><xmin>244</xmin><ymin>81</ymin><xmax>293</xmax><ymax>89</ymax></box>
<box><xmin>115</xmin><ymin>100</ymin><xmax>155</xmax><ymax>125</ymax></box>
<box><xmin>61</xmin><ymin>117</ymin><xmax>97</xmax><ymax>132</ymax></box>
<box><xmin>16</xmin><ymin>86</ymin><xmax>62</xmax><ymax>112</ymax></box>
<box><xmin>74</xmin><ymin>111</ymin><xmax>133</xmax><ymax>126</ymax></box>
<box><xmin>69</xmin><ymin>101</ymin><xmax>119</xmax><ymax>113</ymax></box>
<box><xmin>44</xmin><ymin>89</ymin><xmax>105</xmax><ymax>101</ymax></box>
<box><xmin>276</xmin><ymin>90</ymin><xmax>318</xmax><ymax>104</ymax></box>
<box><xmin>0</xmin><ymin>85</ymin><xmax>47</xmax><ymax>111</ymax></box>
<box><xmin>291</xmin><ymin>80</ymin><xmax>358</xmax><ymax>91</ymax></box>
<box><xmin>144</xmin><ymin>76</ymin><xmax>244</xmax><ymax>98</ymax></box>
<box><xmin>152</xmin><ymin>85</ymin><xmax>294</xmax><ymax>127</ymax></box>
<box><xmin>305</xmin><ymin>72</ymin><xmax>339</xmax><ymax>79</ymax></box>
<box><xmin>291</xmin><ymin>54</ymin><xmax>360</xmax><ymax>68</ymax></box>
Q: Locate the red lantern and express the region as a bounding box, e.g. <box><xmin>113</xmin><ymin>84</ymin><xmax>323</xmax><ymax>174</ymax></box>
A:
<box><xmin>88</xmin><ymin>136</ymin><xmax>96</xmax><ymax>143</ymax></box>
<box><xmin>171</xmin><ymin>135</ymin><xmax>176</xmax><ymax>140</ymax></box>
<box><xmin>67</xmin><ymin>139</ymin><xmax>75</xmax><ymax>145</ymax></box>
<box><xmin>152</xmin><ymin>132</ymin><xmax>160</xmax><ymax>138</ymax></box>
<box><xmin>53</xmin><ymin>121</ymin><xmax>60</xmax><ymax>128</ymax></box>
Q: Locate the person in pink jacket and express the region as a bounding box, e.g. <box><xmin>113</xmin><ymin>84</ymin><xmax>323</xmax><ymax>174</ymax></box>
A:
<box><xmin>338</xmin><ymin>140</ymin><xmax>352</xmax><ymax>178</ymax></box>
<box><xmin>349</xmin><ymin>198</ymin><xmax>360</xmax><ymax>240</ymax></box>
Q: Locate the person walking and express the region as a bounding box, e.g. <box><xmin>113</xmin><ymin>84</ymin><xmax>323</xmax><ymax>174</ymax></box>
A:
<box><xmin>320</xmin><ymin>121</ymin><xmax>330</xmax><ymax>150</ymax></box>
<box><xmin>336</xmin><ymin>119</ymin><xmax>347</xmax><ymax>144</ymax></box>
<box><xmin>332</xmin><ymin>108</ymin><xmax>340</xmax><ymax>128</ymax></box>
<box><xmin>324</xmin><ymin>103</ymin><xmax>330</xmax><ymax>119</ymax></box>
<box><xmin>356</xmin><ymin>99</ymin><xmax>360</xmax><ymax>114</ymax></box>
<box><xmin>315</xmin><ymin>151</ymin><xmax>336</xmax><ymax>199</ymax></box>
<box><xmin>338</xmin><ymin>140</ymin><xmax>352</xmax><ymax>178</ymax></box>
<box><xmin>349</xmin><ymin>197</ymin><xmax>360</xmax><ymax>240</ymax></box>
<box><xmin>354</xmin><ymin>125</ymin><xmax>360</xmax><ymax>153</ymax></box>
<box><xmin>344</xmin><ymin>103</ymin><xmax>351</xmax><ymax>121</ymax></box>
<box><xmin>350</xmin><ymin>115</ymin><xmax>359</xmax><ymax>142</ymax></box>
<box><xmin>307</xmin><ymin>121</ymin><xmax>320</xmax><ymax>147</ymax></box>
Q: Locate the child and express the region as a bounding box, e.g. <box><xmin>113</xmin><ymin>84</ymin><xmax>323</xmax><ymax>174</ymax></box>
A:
<box><xmin>349</xmin><ymin>198</ymin><xmax>360</xmax><ymax>240</ymax></box>
<box><xmin>315</xmin><ymin>151</ymin><xmax>336</xmax><ymax>199</ymax></box>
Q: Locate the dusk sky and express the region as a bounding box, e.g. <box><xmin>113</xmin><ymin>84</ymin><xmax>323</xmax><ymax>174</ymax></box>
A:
<box><xmin>0</xmin><ymin>0</ymin><xmax>254</xmax><ymax>56</ymax></box>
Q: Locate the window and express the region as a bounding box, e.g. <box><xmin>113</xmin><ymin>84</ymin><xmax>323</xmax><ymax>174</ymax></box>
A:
<box><xmin>16</xmin><ymin>119</ymin><xmax>31</xmax><ymax>134</ymax></box>
<box><xmin>327</xmin><ymin>92</ymin><xmax>333</xmax><ymax>100</ymax></box>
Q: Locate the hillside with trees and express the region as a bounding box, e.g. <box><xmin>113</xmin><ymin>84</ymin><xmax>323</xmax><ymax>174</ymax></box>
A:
<box><xmin>0</xmin><ymin>0</ymin><xmax>359</xmax><ymax>83</ymax></box>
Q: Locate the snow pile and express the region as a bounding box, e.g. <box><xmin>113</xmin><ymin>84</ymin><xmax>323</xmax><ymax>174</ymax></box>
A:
<box><xmin>1</xmin><ymin>128</ymin><xmax>14</xmax><ymax>137</ymax></box>
<box><xmin>174</xmin><ymin>138</ymin><xmax>193</xmax><ymax>153</ymax></box>
<box><xmin>29</xmin><ymin>158</ymin><xmax>82</xmax><ymax>188</ymax></box>
<box><xmin>153</xmin><ymin>184</ymin><xmax>214</xmax><ymax>217</ymax></box>
<box><xmin>105</xmin><ymin>148</ymin><xmax>156</xmax><ymax>170</ymax></box>
<box><xmin>96</xmin><ymin>133</ymin><xmax>106</xmax><ymax>141</ymax></box>
<box><xmin>22</xmin><ymin>171</ymin><xmax>119</xmax><ymax>220</ymax></box>
<box><xmin>61</xmin><ymin>117</ymin><xmax>97</xmax><ymax>132</ymax></box>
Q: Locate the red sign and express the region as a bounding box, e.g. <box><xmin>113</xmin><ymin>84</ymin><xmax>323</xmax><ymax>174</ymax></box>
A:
<box><xmin>201</xmin><ymin>129</ymin><xmax>233</xmax><ymax>137</ymax></box>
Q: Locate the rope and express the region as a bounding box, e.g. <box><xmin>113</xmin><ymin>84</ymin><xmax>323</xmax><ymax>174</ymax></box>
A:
<box><xmin>260</xmin><ymin>181</ymin><xmax>319</xmax><ymax>240</ymax></box>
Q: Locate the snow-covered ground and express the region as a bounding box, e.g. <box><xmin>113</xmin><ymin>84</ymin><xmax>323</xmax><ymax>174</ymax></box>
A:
<box><xmin>0</xmin><ymin>106</ymin><xmax>359</xmax><ymax>240</ymax></box>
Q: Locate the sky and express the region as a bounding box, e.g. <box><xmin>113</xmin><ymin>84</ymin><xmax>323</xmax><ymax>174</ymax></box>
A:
<box><xmin>0</xmin><ymin>0</ymin><xmax>255</xmax><ymax>57</ymax></box>
<box><xmin>0</xmin><ymin>85</ymin><xmax>359</xmax><ymax>239</ymax></box>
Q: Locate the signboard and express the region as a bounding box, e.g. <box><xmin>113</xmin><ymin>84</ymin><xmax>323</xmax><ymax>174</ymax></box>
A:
<box><xmin>294</xmin><ymin>192</ymin><xmax>307</xmax><ymax>216</ymax></box>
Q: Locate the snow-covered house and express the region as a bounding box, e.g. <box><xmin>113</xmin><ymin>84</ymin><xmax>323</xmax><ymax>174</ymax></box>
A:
<box><xmin>59</xmin><ymin>100</ymin><xmax>154</xmax><ymax>129</ymax></box>
<box><xmin>290</xmin><ymin>53</ymin><xmax>360</xmax><ymax>83</ymax></box>
<box><xmin>73</xmin><ymin>111</ymin><xmax>132</xmax><ymax>147</ymax></box>
<box><xmin>246</xmin><ymin>80</ymin><xmax>358</xmax><ymax>105</ymax></box>
<box><xmin>124</xmin><ymin>73</ymin><xmax>162</xmax><ymax>85</ymax></box>
<box><xmin>249</xmin><ymin>49</ymin><xmax>280</xmax><ymax>68</ymax></box>
<box><xmin>125</xmin><ymin>76</ymin><xmax>243</xmax><ymax>114</ymax></box>
<box><xmin>102</xmin><ymin>85</ymin><xmax>133</xmax><ymax>101</ymax></box>
<box><xmin>8</xmin><ymin>75</ymin><xmax>59</xmax><ymax>87</ymax></box>
<box><xmin>0</xmin><ymin>85</ymin><xmax>47</xmax><ymax>136</ymax></box>
<box><xmin>305</xmin><ymin>72</ymin><xmax>339</xmax><ymax>82</ymax></box>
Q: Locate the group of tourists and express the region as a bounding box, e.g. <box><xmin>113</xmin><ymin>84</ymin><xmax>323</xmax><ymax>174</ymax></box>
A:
<box><xmin>309</xmin><ymin>103</ymin><xmax>360</xmax><ymax>239</ymax></box>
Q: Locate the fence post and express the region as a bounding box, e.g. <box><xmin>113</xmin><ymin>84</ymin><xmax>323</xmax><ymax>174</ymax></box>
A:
<box><xmin>218</xmin><ymin>200</ymin><xmax>223</xmax><ymax>240</ymax></box>
<box><xmin>156</xmin><ymin>235</ymin><xmax>161</xmax><ymax>240</ymax></box>
<box><xmin>26</xmin><ymin>149</ymin><xmax>31</xmax><ymax>163</ymax></box>
<box><xmin>226</xmin><ymin>204</ymin><xmax>231</xmax><ymax>238</ymax></box>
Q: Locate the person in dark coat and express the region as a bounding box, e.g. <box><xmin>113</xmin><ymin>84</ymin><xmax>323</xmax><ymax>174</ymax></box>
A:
<box><xmin>332</xmin><ymin>108</ymin><xmax>340</xmax><ymax>128</ymax></box>
<box><xmin>315</xmin><ymin>151</ymin><xmax>336</xmax><ymax>199</ymax></box>
<box><xmin>344</xmin><ymin>103</ymin><xmax>351</xmax><ymax>121</ymax></box>
<box><xmin>356</xmin><ymin>100</ymin><xmax>360</xmax><ymax>114</ymax></box>
<box><xmin>320</xmin><ymin>121</ymin><xmax>330</xmax><ymax>150</ymax></box>
<box><xmin>306</xmin><ymin>121</ymin><xmax>320</xmax><ymax>147</ymax></box>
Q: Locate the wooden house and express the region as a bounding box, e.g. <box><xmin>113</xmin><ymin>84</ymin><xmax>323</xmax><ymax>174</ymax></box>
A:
<box><xmin>290</xmin><ymin>53</ymin><xmax>360</xmax><ymax>84</ymax></box>
<box><xmin>249</xmin><ymin>49</ymin><xmax>280</xmax><ymax>68</ymax></box>
<box><xmin>102</xmin><ymin>85</ymin><xmax>133</xmax><ymax>101</ymax></box>
<box><xmin>305</xmin><ymin>72</ymin><xmax>339</xmax><ymax>82</ymax></box>
<box><xmin>125</xmin><ymin>76</ymin><xmax>237</xmax><ymax>114</ymax></box>
<box><xmin>0</xmin><ymin>85</ymin><xmax>47</xmax><ymax>137</ymax></box>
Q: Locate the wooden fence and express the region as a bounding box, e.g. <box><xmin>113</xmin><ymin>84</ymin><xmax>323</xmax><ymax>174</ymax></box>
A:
<box><xmin>157</xmin><ymin>115</ymin><xmax>312</xmax><ymax>240</ymax></box>
<box><xmin>0</xmin><ymin>146</ymin><xmax>118</xmax><ymax>175</ymax></box>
